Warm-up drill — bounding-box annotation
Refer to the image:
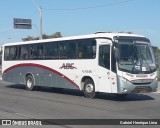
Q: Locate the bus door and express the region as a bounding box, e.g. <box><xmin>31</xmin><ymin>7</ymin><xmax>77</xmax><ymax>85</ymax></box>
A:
<box><xmin>98</xmin><ymin>44</ymin><xmax>111</xmax><ymax>93</ymax></box>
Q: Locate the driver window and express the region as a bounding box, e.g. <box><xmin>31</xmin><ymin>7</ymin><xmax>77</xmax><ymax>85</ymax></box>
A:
<box><xmin>99</xmin><ymin>45</ymin><xmax>110</xmax><ymax>69</ymax></box>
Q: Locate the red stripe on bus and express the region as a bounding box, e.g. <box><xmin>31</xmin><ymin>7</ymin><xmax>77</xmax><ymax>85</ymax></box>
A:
<box><xmin>3</xmin><ymin>63</ymin><xmax>80</xmax><ymax>89</ymax></box>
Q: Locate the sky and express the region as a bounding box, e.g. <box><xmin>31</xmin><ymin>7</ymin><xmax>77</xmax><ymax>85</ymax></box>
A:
<box><xmin>0</xmin><ymin>0</ymin><xmax>160</xmax><ymax>48</ymax></box>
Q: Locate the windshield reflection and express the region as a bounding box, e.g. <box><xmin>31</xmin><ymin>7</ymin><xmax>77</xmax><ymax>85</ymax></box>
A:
<box><xmin>117</xmin><ymin>40</ymin><xmax>156</xmax><ymax>74</ymax></box>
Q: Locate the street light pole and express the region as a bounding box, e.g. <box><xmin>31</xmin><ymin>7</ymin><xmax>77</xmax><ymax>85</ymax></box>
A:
<box><xmin>32</xmin><ymin>0</ymin><xmax>43</xmax><ymax>40</ymax></box>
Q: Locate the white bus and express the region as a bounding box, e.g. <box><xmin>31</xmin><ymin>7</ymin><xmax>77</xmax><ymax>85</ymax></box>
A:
<box><xmin>2</xmin><ymin>32</ymin><xmax>158</xmax><ymax>98</ymax></box>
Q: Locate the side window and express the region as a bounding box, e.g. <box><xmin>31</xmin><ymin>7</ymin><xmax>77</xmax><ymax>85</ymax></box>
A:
<box><xmin>44</xmin><ymin>43</ymin><xmax>58</xmax><ymax>59</ymax></box>
<box><xmin>30</xmin><ymin>45</ymin><xmax>38</xmax><ymax>59</ymax></box>
<box><xmin>4</xmin><ymin>46</ymin><xmax>19</xmax><ymax>60</ymax></box>
<box><xmin>59</xmin><ymin>42</ymin><xmax>68</xmax><ymax>59</ymax></box>
<box><xmin>20</xmin><ymin>45</ymin><xmax>29</xmax><ymax>60</ymax></box>
<box><xmin>4</xmin><ymin>47</ymin><xmax>10</xmax><ymax>60</ymax></box>
<box><xmin>11</xmin><ymin>47</ymin><xmax>19</xmax><ymax>60</ymax></box>
<box><xmin>37</xmin><ymin>45</ymin><xmax>44</xmax><ymax>56</ymax></box>
<box><xmin>67</xmin><ymin>42</ymin><xmax>76</xmax><ymax>59</ymax></box>
<box><xmin>99</xmin><ymin>45</ymin><xmax>110</xmax><ymax>69</ymax></box>
<box><xmin>78</xmin><ymin>39</ymin><xmax>96</xmax><ymax>59</ymax></box>
<box><xmin>30</xmin><ymin>44</ymin><xmax>44</xmax><ymax>59</ymax></box>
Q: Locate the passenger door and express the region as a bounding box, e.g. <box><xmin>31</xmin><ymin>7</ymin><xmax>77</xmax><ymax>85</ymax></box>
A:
<box><xmin>98</xmin><ymin>45</ymin><xmax>111</xmax><ymax>93</ymax></box>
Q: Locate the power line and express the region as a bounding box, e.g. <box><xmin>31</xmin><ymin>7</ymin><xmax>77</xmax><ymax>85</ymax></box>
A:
<box><xmin>44</xmin><ymin>0</ymin><xmax>135</xmax><ymax>11</ymax></box>
<box><xmin>0</xmin><ymin>29</ymin><xmax>13</xmax><ymax>35</ymax></box>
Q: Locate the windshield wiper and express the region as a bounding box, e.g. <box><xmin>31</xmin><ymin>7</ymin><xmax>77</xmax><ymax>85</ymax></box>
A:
<box><xmin>140</xmin><ymin>55</ymin><xmax>152</xmax><ymax>71</ymax></box>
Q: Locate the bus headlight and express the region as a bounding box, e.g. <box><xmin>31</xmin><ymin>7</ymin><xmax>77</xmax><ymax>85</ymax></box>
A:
<box><xmin>117</xmin><ymin>76</ymin><xmax>131</xmax><ymax>93</ymax></box>
<box><xmin>119</xmin><ymin>76</ymin><xmax>130</xmax><ymax>83</ymax></box>
<box><xmin>123</xmin><ymin>88</ymin><xmax>128</xmax><ymax>92</ymax></box>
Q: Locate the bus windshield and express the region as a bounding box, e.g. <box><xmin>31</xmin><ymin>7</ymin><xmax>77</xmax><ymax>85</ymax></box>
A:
<box><xmin>117</xmin><ymin>40</ymin><xmax>156</xmax><ymax>74</ymax></box>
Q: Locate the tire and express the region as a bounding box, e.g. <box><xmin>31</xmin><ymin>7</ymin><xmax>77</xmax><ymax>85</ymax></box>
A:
<box><xmin>26</xmin><ymin>75</ymin><xmax>35</xmax><ymax>91</ymax></box>
<box><xmin>83</xmin><ymin>79</ymin><xmax>95</xmax><ymax>98</ymax></box>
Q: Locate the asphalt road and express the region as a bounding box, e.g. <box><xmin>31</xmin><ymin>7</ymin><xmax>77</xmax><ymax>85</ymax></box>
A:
<box><xmin>0</xmin><ymin>81</ymin><xmax>160</xmax><ymax>128</ymax></box>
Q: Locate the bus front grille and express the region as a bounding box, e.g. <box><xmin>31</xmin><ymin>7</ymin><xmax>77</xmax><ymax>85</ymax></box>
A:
<box><xmin>131</xmin><ymin>86</ymin><xmax>152</xmax><ymax>93</ymax></box>
<box><xmin>131</xmin><ymin>79</ymin><xmax>153</xmax><ymax>85</ymax></box>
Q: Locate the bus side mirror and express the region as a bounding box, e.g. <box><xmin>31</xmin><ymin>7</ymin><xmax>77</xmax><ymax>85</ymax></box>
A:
<box><xmin>113</xmin><ymin>42</ymin><xmax>119</xmax><ymax>59</ymax></box>
<box><xmin>114</xmin><ymin>47</ymin><xmax>119</xmax><ymax>59</ymax></box>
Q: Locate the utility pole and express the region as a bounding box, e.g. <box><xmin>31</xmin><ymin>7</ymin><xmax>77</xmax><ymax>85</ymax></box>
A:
<box><xmin>32</xmin><ymin>0</ymin><xmax>43</xmax><ymax>40</ymax></box>
<box><xmin>40</xmin><ymin>6</ymin><xmax>43</xmax><ymax>40</ymax></box>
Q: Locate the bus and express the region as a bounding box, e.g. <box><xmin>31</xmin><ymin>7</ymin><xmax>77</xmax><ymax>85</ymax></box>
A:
<box><xmin>2</xmin><ymin>32</ymin><xmax>158</xmax><ymax>98</ymax></box>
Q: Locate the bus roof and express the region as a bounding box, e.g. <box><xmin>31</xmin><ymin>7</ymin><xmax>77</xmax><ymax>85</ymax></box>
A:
<box><xmin>3</xmin><ymin>32</ymin><xmax>147</xmax><ymax>46</ymax></box>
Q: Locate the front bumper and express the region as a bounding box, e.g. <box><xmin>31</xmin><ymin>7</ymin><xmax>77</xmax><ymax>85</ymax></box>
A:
<box><xmin>117</xmin><ymin>76</ymin><xmax>158</xmax><ymax>94</ymax></box>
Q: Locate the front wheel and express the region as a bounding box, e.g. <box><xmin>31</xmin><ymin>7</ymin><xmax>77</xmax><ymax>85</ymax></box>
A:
<box><xmin>83</xmin><ymin>79</ymin><xmax>96</xmax><ymax>98</ymax></box>
<box><xmin>26</xmin><ymin>75</ymin><xmax>35</xmax><ymax>91</ymax></box>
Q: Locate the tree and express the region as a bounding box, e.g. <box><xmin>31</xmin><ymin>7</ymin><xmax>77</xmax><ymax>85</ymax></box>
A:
<box><xmin>22</xmin><ymin>32</ymin><xmax>63</xmax><ymax>41</ymax></box>
<box><xmin>153</xmin><ymin>46</ymin><xmax>160</xmax><ymax>81</ymax></box>
<box><xmin>52</xmin><ymin>32</ymin><xmax>62</xmax><ymax>38</ymax></box>
<box><xmin>22</xmin><ymin>36</ymin><xmax>39</xmax><ymax>41</ymax></box>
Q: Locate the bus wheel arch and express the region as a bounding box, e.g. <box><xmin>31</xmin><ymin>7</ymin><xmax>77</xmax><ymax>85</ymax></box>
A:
<box><xmin>25</xmin><ymin>74</ymin><xmax>36</xmax><ymax>91</ymax></box>
<box><xmin>81</xmin><ymin>76</ymin><xmax>96</xmax><ymax>98</ymax></box>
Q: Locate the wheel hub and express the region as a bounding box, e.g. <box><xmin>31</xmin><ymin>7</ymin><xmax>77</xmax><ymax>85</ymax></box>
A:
<box><xmin>27</xmin><ymin>79</ymin><xmax>32</xmax><ymax>88</ymax></box>
<box><xmin>85</xmin><ymin>84</ymin><xmax>94</xmax><ymax>93</ymax></box>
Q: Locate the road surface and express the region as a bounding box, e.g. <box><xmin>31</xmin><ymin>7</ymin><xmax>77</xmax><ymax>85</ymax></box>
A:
<box><xmin>0</xmin><ymin>80</ymin><xmax>159</xmax><ymax>128</ymax></box>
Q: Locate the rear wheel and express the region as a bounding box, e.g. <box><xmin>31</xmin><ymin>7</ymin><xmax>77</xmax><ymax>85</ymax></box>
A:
<box><xmin>26</xmin><ymin>75</ymin><xmax>35</xmax><ymax>91</ymax></box>
<box><xmin>83</xmin><ymin>79</ymin><xmax>95</xmax><ymax>98</ymax></box>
